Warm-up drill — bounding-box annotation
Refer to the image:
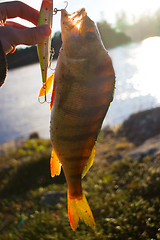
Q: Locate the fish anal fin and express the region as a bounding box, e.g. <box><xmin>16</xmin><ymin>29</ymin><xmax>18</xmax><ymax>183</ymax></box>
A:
<box><xmin>68</xmin><ymin>190</ymin><xmax>95</xmax><ymax>231</ymax></box>
<box><xmin>82</xmin><ymin>145</ymin><xmax>96</xmax><ymax>179</ymax></box>
<box><xmin>50</xmin><ymin>148</ymin><xmax>61</xmax><ymax>178</ymax></box>
<box><xmin>39</xmin><ymin>72</ymin><xmax>54</xmax><ymax>97</ymax></box>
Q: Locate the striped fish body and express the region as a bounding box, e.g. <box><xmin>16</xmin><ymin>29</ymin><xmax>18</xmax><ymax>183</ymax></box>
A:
<box><xmin>50</xmin><ymin>8</ymin><xmax>115</xmax><ymax>230</ymax></box>
<box><xmin>37</xmin><ymin>0</ymin><xmax>53</xmax><ymax>84</ymax></box>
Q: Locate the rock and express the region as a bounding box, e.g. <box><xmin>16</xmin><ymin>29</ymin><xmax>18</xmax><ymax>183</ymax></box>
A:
<box><xmin>102</xmin><ymin>126</ymin><xmax>115</xmax><ymax>138</ymax></box>
<box><xmin>29</xmin><ymin>132</ymin><xmax>40</xmax><ymax>139</ymax></box>
<box><xmin>118</xmin><ymin>107</ymin><xmax>160</xmax><ymax>145</ymax></box>
<box><xmin>127</xmin><ymin>134</ymin><xmax>160</xmax><ymax>158</ymax></box>
<box><xmin>42</xmin><ymin>191</ymin><xmax>66</xmax><ymax>205</ymax></box>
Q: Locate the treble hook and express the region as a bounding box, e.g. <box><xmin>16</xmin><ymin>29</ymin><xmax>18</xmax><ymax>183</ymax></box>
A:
<box><xmin>38</xmin><ymin>94</ymin><xmax>51</xmax><ymax>104</ymax></box>
<box><xmin>53</xmin><ymin>1</ymin><xmax>68</xmax><ymax>15</ymax></box>
<box><xmin>38</xmin><ymin>83</ymin><xmax>51</xmax><ymax>104</ymax></box>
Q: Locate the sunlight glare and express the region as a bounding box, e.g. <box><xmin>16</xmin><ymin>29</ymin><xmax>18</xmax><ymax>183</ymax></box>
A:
<box><xmin>127</xmin><ymin>37</ymin><xmax>160</xmax><ymax>102</ymax></box>
<box><xmin>68</xmin><ymin>14</ymin><xmax>83</xmax><ymax>29</ymax></box>
<box><xmin>76</xmin><ymin>21</ymin><xmax>81</xmax><ymax>29</ymax></box>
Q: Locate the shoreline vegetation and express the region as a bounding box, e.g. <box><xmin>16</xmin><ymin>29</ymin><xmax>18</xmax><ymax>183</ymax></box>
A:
<box><xmin>0</xmin><ymin>107</ymin><xmax>160</xmax><ymax>239</ymax></box>
<box><xmin>7</xmin><ymin>21</ymin><xmax>131</xmax><ymax>70</ymax></box>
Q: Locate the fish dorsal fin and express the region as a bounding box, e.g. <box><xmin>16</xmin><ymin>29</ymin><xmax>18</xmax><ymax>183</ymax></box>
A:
<box><xmin>82</xmin><ymin>145</ymin><xmax>96</xmax><ymax>179</ymax></box>
<box><xmin>50</xmin><ymin>148</ymin><xmax>61</xmax><ymax>177</ymax></box>
<box><xmin>39</xmin><ymin>72</ymin><xmax>54</xmax><ymax>97</ymax></box>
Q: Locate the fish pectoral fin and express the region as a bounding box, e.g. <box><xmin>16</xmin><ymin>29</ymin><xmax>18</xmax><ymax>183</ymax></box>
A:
<box><xmin>50</xmin><ymin>148</ymin><xmax>61</xmax><ymax>177</ymax></box>
<box><xmin>82</xmin><ymin>145</ymin><xmax>96</xmax><ymax>179</ymax></box>
<box><xmin>68</xmin><ymin>190</ymin><xmax>95</xmax><ymax>231</ymax></box>
<box><xmin>39</xmin><ymin>72</ymin><xmax>54</xmax><ymax>97</ymax></box>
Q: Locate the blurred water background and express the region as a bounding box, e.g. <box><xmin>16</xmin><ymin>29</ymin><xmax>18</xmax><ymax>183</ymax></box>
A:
<box><xmin>0</xmin><ymin>37</ymin><xmax>160</xmax><ymax>144</ymax></box>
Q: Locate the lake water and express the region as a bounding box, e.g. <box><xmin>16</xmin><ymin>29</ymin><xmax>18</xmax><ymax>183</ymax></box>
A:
<box><xmin>0</xmin><ymin>37</ymin><xmax>160</xmax><ymax>144</ymax></box>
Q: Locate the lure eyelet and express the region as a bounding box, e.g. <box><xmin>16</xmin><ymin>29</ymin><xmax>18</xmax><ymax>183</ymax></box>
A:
<box><xmin>53</xmin><ymin>1</ymin><xmax>68</xmax><ymax>15</ymax></box>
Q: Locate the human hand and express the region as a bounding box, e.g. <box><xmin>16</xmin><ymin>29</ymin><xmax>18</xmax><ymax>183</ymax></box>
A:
<box><xmin>0</xmin><ymin>1</ymin><xmax>51</xmax><ymax>54</ymax></box>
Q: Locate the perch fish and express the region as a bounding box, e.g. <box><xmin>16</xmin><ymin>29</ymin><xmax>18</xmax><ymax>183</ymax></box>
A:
<box><xmin>44</xmin><ymin>8</ymin><xmax>115</xmax><ymax>230</ymax></box>
<box><xmin>37</xmin><ymin>0</ymin><xmax>54</xmax><ymax>101</ymax></box>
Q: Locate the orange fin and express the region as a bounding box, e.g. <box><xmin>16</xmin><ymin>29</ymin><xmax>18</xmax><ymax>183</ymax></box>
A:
<box><xmin>82</xmin><ymin>145</ymin><xmax>95</xmax><ymax>179</ymax></box>
<box><xmin>50</xmin><ymin>148</ymin><xmax>61</xmax><ymax>177</ymax></box>
<box><xmin>68</xmin><ymin>190</ymin><xmax>95</xmax><ymax>231</ymax></box>
<box><xmin>50</xmin><ymin>79</ymin><xmax>56</xmax><ymax>110</ymax></box>
<box><xmin>39</xmin><ymin>72</ymin><xmax>54</xmax><ymax>97</ymax></box>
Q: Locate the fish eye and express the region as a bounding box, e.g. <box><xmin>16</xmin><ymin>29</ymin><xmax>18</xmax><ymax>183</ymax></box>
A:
<box><xmin>85</xmin><ymin>32</ymin><xmax>95</xmax><ymax>40</ymax></box>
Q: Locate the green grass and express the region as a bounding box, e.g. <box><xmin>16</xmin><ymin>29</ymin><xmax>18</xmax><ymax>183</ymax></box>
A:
<box><xmin>0</xmin><ymin>139</ymin><xmax>160</xmax><ymax>239</ymax></box>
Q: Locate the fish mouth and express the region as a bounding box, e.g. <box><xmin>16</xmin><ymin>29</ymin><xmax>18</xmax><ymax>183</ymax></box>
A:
<box><xmin>60</xmin><ymin>8</ymin><xmax>99</xmax><ymax>58</ymax></box>
<box><xmin>67</xmin><ymin>8</ymin><xmax>87</xmax><ymax>30</ymax></box>
<box><xmin>61</xmin><ymin>8</ymin><xmax>87</xmax><ymax>33</ymax></box>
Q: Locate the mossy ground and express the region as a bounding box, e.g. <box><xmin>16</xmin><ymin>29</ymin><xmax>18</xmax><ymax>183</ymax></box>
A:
<box><xmin>0</xmin><ymin>133</ymin><xmax>160</xmax><ymax>240</ymax></box>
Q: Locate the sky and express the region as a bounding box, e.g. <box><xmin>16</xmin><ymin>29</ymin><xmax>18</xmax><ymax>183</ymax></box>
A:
<box><xmin>2</xmin><ymin>0</ymin><xmax>160</xmax><ymax>34</ymax></box>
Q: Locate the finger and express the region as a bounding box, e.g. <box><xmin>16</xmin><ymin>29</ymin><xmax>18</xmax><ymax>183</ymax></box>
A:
<box><xmin>0</xmin><ymin>1</ymin><xmax>39</xmax><ymax>25</ymax></box>
<box><xmin>13</xmin><ymin>25</ymin><xmax>52</xmax><ymax>46</ymax></box>
<box><xmin>5</xmin><ymin>21</ymin><xmax>28</xmax><ymax>30</ymax></box>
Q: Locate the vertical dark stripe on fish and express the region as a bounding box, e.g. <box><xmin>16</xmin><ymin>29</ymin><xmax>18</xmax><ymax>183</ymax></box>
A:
<box><xmin>61</xmin><ymin>103</ymin><xmax>108</xmax><ymax>118</ymax></box>
<box><xmin>57</xmin><ymin>131</ymin><xmax>96</xmax><ymax>142</ymax></box>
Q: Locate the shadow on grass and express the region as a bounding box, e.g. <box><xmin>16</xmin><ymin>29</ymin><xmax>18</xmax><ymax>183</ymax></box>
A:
<box><xmin>0</xmin><ymin>152</ymin><xmax>65</xmax><ymax>198</ymax></box>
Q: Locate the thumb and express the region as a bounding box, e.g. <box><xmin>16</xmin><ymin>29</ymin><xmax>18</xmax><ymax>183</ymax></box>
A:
<box><xmin>13</xmin><ymin>25</ymin><xmax>52</xmax><ymax>46</ymax></box>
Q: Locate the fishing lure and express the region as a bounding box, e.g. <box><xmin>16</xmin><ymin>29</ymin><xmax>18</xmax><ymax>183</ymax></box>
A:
<box><xmin>37</xmin><ymin>0</ymin><xmax>54</xmax><ymax>103</ymax></box>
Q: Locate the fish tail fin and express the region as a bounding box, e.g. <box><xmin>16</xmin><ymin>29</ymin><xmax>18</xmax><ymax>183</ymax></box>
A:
<box><xmin>68</xmin><ymin>190</ymin><xmax>95</xmax><ymax>231</ymax></box>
